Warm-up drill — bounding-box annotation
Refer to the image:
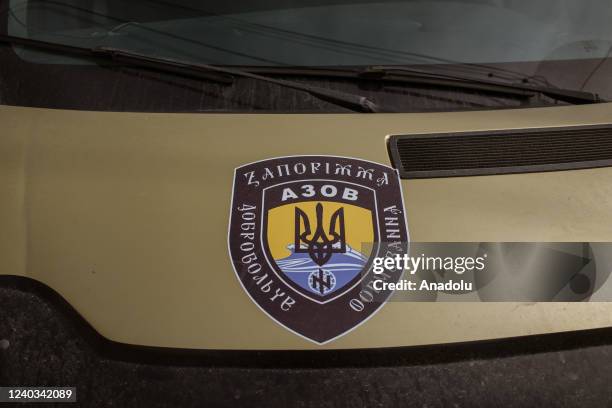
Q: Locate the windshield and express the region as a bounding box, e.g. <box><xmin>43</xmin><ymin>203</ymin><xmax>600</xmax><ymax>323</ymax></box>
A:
<box><xmin>8</xmin><ymin>0</ymin><xmax>612</xmax><ymax>66</ymax></box>
<box><xmin>3</xmin><ymin>0</ymin><xmax>612</xmax><ymax>111</ymax></box>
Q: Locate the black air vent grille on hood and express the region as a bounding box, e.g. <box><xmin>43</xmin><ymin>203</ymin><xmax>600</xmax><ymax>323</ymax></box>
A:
<box><xmin>388</xmin><ymin>125</ymin><xmax>612</xmax><ymax>179</ymax></box>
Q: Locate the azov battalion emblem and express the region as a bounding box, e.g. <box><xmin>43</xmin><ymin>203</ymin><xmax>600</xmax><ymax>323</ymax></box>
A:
<box><xmin>228</xmin><ymin>156</ymin><xmax>409</xmax><ymax>344</ymax></box>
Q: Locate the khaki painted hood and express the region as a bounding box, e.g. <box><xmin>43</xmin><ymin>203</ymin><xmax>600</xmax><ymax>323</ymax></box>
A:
<box><xmin>2</xmin><ymin>103</ymin><xmax>612</xmax><ymax>350</ymax></box>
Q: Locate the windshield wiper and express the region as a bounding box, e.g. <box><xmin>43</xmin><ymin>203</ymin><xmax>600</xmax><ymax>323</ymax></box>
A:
<box><xmin>0</xmin><ymin>33</ymin><xmax>601</xmax><ymax>107</ymax></box>
<box><xmin>363</xmin><ymin>66</ymin><xmax>604</xmax><ymax>105</ymax></box>
<box><xmin>0</xmin><ymin>34</ymin><xmax>380</xmax><ymax>113</ymax></box>
<box><xmin>241</xmin><ymin>65</ymin><xmax>604</xmax><ymax>105</ymax></box>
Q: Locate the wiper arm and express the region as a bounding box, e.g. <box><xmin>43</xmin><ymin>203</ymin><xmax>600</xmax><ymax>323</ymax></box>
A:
<box><xmin>241</xmin><ymin>65</ymin><xmax>604</xmax><ymax>105</ymax></box>
<box><xmin>94</xmin><ymin>47</ymin><xmax>380</xmax><ymax>112</ymax></box>
<box><xmin>0</xmin><ymin>34</ymin><xmax>380</xmax><ymax>113</ymax></box>
<box><xmin>361</xmin><ymin>66</ymin><xmax>605</xmax><ymax>105</ymax></box>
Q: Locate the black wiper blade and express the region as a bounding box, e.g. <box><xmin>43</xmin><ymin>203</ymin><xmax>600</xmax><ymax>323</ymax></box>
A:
<box><xmin>362</xmin><ymin>66</ymin><xmax>605</xmax><ymax>105</ymax></box>
<box><xmin>94</xmin><ymin>47</ymin><xmax>380</xmax><ymax>113</ymax></box>
<box><xmin>241</xmin><ymin>65</ymin><xmax>605</xmax><ymax>105</ymax></box>
<box><xmin>0</xmin><ymin>34</ymin><xmax>380</xmax><ymax>113</ymax></box>
<box><xmin>0</xmin><ymin>34</ymin><xmax>235</xmax><ymax>85</ymax></box>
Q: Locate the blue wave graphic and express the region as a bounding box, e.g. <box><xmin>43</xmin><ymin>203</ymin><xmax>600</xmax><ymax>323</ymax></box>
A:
<box><xmin>276</xmin><ymin>244</ymin><xmax>368</xmax><ymax>296</ymax></box>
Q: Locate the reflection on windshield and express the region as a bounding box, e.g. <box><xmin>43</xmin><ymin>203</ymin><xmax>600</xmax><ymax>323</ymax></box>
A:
<box><xmin>5</xmin><ymin>0</ymin><xmax>612</xmax><ymax>98</ymax></box>
<box><xmin>7</xmin><ymin>0</ymin><xmax>612</xmax><ymax>65</ymax></box>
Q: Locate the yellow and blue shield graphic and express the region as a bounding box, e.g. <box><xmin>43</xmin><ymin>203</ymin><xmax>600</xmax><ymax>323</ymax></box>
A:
<box><xmin>229</xmin><ymin>156</ymin><xmax>408</xmax><ymax>344</ymax></box>
<box><xmin>263</xmin><ymin>182</ymin><xmax>378</xmax><ymax>303</ymax></box>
